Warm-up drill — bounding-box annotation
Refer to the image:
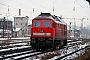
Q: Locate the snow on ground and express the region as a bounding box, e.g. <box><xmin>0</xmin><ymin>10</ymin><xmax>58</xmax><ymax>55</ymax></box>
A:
<box><xmin>8</xmin><ymin>43</ymin><xmax>28</xmax><ymax>46</ymax></box>
<box><xmin>49</xmin><ymin>42</ymin><xmax>89</xmax><ymax>60</ymax></box>
<box><xmin>0</xmin><ymin>37</ymin><xmax>30</xmax><ymax>41</ymax></box>
<box><xmin>11</xmin><ymin>37</ymin><xmax>30</xmax><ymax>40</ymax></box>
<box><xmin>0</xmin><ymin>46</ymin><xmax>30</xmax><ymax>52</ymax></box>
<box><xmin>0</xmin><ymin>39</ymin><xmax>90</xmax><ymax>60</ymax></box>
<box><xmin>32</xmin><ymin>41</ymin><xmax>90</xmax><ymax>60</ymax></box>
<box><xmin>0</xmin><ymin>38</ymin><xmax>8</xmax><ymax>40</ymax></box>
<box><xmin>0</xmin><ymin>56</ymin><xmax>3</xmax><ymax>59</ymax></box>
<box><xmin>16</xmin><ymin>40</ymin><xmax>89</xmax><ymax>60</ymax></box>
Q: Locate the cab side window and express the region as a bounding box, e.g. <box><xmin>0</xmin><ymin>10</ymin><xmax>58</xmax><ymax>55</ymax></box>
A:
<box><xmin>52</xmin><ymin>23</ymin><xmax>55</xmax><ymax>28</ymax></box>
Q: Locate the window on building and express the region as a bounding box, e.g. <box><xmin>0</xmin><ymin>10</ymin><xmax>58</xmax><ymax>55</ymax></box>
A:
<box><xmin>25</xmin><ymin>23</ymin><xmax>28</xmax><ymax>26</ymax></box>
<box><xmin>21</xmin><ymin>23</ymin><xmax>22</xmax><ymax>25</ymax></box>
<box><xmin>16</xmin><ymin>23</ymin><xmax>18</xmax><ymax>25</ymax></box>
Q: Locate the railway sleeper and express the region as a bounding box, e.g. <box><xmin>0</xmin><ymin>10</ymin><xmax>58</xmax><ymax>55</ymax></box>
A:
<box><xmin>11</xmin><ymin>52</ymin><xmax>42</xmax><ymax>60</ymax></box>
<box><xmin>0</xmin><ymin>46</ymin><xmax>31</xmax><ymax>55</ymax></box>
<box><xmin>0</xmin><ymin>50</ymin><xmax>36</xmax><ymax>59</ymax></box>
<box><xmin>0</xmin><ymin>42</ymin><xmax>28</xmax><ymax>50</ymax></box>
<box><xmin>55</xmin><ymin>46</ymin><xmax>90</xmax><ymax>60</ymax></box>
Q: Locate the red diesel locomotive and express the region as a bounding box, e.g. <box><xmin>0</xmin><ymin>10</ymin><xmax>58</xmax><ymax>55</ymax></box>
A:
<box><xmin>31</xmin><ymin>13</ymin><xmax>67</xmax><ymax>50</ymax></box>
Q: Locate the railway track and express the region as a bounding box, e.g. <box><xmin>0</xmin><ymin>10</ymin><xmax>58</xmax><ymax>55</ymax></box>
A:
<box><xmin>49</xmin><ymin>39</ymin><xmax>90</xmax><ymax>60</ymax></box>
<box><xmin>0</xmin><ymin>41</ymin><xmax>44</xmax><ymax>60</ymax></box>
<box><xmin>55</xmin><ymin>45</ymin><xmax>90</xmax><ymax>60</ymax></box>
<box><xmin>0</xmin><ymin>39</ymin><xmax>90</xmax><ymax>60</ymax></box>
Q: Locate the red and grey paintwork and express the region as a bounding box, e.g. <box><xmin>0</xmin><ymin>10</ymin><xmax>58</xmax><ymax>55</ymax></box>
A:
<box><xmin>30</xmin><ymin>13</ymin><xmax>67</xmax><ymax>50</ymax></box>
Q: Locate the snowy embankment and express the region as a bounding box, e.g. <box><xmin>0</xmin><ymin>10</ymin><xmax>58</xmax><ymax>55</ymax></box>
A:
<box><xmin>49</xmin><ymin>43</ymin><xmax>90</xmax><ymax>60</ymax></box>
<box><xmin>32</xmin><ymin>41</ymin><xmax>90</xmax><ymax>60</ymax></box>
<box><xmin>0</xmin><ymin>39</ymin><xmax>90</xmax><ymax>60</ymax></box>
<box><xmin>0</xmin><ymin>37</ymin><xmax>30</xmax><ymax>44</ymax></box>
<box><xmin>0</xmin><ymin>37</ymin><xmax>30</xmax><ymax>41</ymax></box>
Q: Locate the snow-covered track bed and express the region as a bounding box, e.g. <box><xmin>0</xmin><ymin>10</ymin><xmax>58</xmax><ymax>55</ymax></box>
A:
<box><xmin>0</xmin><ymin>41</ymin><xmax>45</xmax><ymax>60</ymax></box>
<box><xmin>0</xmin><ymin>42</ymin><xmax>28</xmax><ymax>50</ymax></box>
<box><xmin>28</xmin><ymin>39</ymin><xmax>90</xmax><ymax>60</ymax></box>
<box><xmin>0</xmin><ymin>42</ymin><xmax>33</xmax><ymax>59</ymax></box>
<box><xmin>11</xmin><ymin>51</ymin><xmax>43</xmax><ymax>60</ymax></box>
<box><xmin>48</xmin><ymin>39</ymin><xmax>90</xmax><ymax>60</ymax></box>
<box><xmin>55</xmin><ymin>45</ymin><xmax>90</xmax><ymax>60</ymax></box>
<box><xmin>0</xmin><ymin>39</ymin><xmax>90</xmax><ymax>60</ymax></box>
<box><xmin>0</xmin><ymin>38</ymin><xmax>44</xmax><ymax>60</ymax></box>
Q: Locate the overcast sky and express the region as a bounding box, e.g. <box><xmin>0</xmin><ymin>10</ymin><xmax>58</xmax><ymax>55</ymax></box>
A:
<box><xmin>0</xmin><ymin>0</ymin><xmax>90</xmax><ymax>26</ymax></box>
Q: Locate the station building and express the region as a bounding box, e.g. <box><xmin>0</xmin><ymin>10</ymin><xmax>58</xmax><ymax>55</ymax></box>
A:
<box><xmin>14</xmin><ymin>16</ymin><xmax>29</xmax><ymax>37</ymax></box>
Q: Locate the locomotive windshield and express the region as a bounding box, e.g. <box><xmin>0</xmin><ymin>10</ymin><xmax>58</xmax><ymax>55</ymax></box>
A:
<box><xmin>44</xmin><ymin>21</ymin><xmax>50</xmax><ymax>27</ymax></box>
<box><xmin>34</xmin><ymin>21</ymin><xmax>40</xmax><ymax>27</ymax></box>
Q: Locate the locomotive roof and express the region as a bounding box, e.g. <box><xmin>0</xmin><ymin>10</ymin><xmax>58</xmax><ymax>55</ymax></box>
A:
<box><xmin>34</xmin><ymin>13</ymin><xmax>66</xmax><ymax>25</ymax></box>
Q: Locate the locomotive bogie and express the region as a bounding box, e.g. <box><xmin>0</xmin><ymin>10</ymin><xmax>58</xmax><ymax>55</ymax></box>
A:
<box><xmin>31</xmin><ymin>37</ymin><xmax>67</xmax><ymax>50</ymax></box>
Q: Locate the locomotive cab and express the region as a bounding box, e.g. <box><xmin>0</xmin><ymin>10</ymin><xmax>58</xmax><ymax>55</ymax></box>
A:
<box><xmin>31</xmin><ymin>19</ymin><xmax>55</xmax><ymax>37</ymax></box>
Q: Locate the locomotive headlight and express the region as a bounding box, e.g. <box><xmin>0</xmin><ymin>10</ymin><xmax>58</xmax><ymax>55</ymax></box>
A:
<box><xmin>46</xmin><ymin>33</ymin><xmax>51</xmax><ymax>36</ymax></box>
